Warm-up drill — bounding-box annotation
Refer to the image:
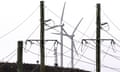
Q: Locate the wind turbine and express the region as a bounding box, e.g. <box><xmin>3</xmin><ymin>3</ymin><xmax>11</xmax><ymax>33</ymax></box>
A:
<box><xmin>60</xmin><ymin>2</ymin><xmax>66</xmax><ymax>68</ymax></box>
<box><xmin>70</xmin><ymin>18</ymin><xmax>83</xmax><ymax>68</ymax></box>
<box><xmin>53</xmin><ymin>18</ymin><xmax>83</xmax><ymax>68</ymax></box>
<box><xmin>45</xmin><ymin>2</ymin><xmax>83</xmax><ymax>68</ymax></box>
<box><xmin>45</xmin><ymin>2</ymin><xmax>66</xmax><ymax>68</ymax></box>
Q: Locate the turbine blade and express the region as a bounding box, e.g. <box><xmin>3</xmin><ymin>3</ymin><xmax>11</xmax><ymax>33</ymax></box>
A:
<box><xmin>45</xmin><ymin>25</ymin><xmax>61</xmax><ymax>31</ymax></box>
<box><xmin>52</xmin><ymin>33</ymin><xmax>61</xmax><ymax>35</ymax></box>
<box><xmin>60</xmin><ymin>2</ymin><xmax>66</xmax><ymax>25</ymax></box>
<box><xmin>73</xmin><ymin>41</ymin><xmax>79</xmax><ymax>55</ymax></box>
<box><xmin>72</xmin><ymin>18</ymin><xmax>83</xmax><ymax>35</ymax></box>
<box><xmin>63</xmin><ymin>27</ymin><xmax>69</xmax><ymax>35</ymax></box>
<box><xmin>52</xmin><ymin>33</ymin><xmax>70</xmax><ymax>37</ymax></box>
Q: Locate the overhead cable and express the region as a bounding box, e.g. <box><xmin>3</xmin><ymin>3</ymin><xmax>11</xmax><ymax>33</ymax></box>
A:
<box><xmin>0</xmin><ymin>5</ymin><xmax>39</xmax><ymax>39</ymax></box>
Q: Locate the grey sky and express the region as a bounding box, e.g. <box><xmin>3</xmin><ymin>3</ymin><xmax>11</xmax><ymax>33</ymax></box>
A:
<box><xmin>0</xmin><ymin>0</ymin><xmax>120</xmax><ymax>72</ymax></box>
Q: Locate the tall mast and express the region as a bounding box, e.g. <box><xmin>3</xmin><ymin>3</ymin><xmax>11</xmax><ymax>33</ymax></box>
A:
<box><xmin>40</xmin><ymin>1</ymin><xmax>45</xmax><ymax>72</ymax></box>
<box><xmin>17</xmin><ymin>41</ymin><xmax>23</xmax><ymax>72</ymax></box>
<box><xmin>96</xmin><ymin>3</ymin><xmax>101</xmax><ymax>72</ymax></box>
<box><xmin>60</xmin><ymin>2</ymin><xmax>66</xmax><ymax>68</ymax></box>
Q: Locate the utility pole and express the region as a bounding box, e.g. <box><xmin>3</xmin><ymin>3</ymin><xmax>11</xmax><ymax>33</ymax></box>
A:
<box><xmin>17</xmin><ymin>41</ymin><xmax>23</xmax><ymax>72</ymax></box>
<box><xmin>40</xmin><ymin>1</ymin><xmax>45</xmax><ymax>72</ymax></box>
<box><xmin>96</xmin><ymin>3</ymin><xmax>101</xmax><ymax>72</ymax></box>
<box><xmin>54</xmin><ymin>41</ymin><xmax>58</xmax><ymax>67</ymax></box>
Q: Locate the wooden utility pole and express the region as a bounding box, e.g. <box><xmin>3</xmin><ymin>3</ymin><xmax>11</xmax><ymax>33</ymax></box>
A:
<box><xmin>17</xmin><ymin>41</ymin><xmax>23</xmax><ymax>72</ymax></box>
<box><xmin>96</xmin><ymin>3</ymin><xmax>101</xmax><ymax>72</ymax></box>
<box><xmin>40</xmin><ymin>1</ymin><xmax>45</xmax><ymax>72</ymax></box>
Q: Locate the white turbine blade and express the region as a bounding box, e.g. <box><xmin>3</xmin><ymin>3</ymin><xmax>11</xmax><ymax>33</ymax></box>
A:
<box><xmin>73</xmin><ymin>41</ymin><xmax>79</xmax><ymax>55</ymax></box>
<box><xmin>72</xmin><ymin>18</ymin><xmax>83</xmax><ymax>35</ymax></box>
<box><xmin>57</xmin><ymin>41</ymin><xmax>71</xmax><ymax>51</ymax></box>
<box><xmin>60</xmin><ymin>2</ymin><xmax>66</xmax><ymax>25</ymax></box>
<box><xmin>63</xmin><ymin>27</ymin><xmax>69</xmax><ymax>35</ymax></box>
<box><xmin>44</xmin><ymin>19</ymin><xmax>52</xmax><ymax>22</ymax></box>
<box><xmin>52</xmin><ymin>33</ymin><xmax>61</xmax><ymax>35</ymax></box>
<box><xmin>45</xmin><ymin>25</ymin><xmax>61</xmax><ymax>31</ymax></box>
<box><xmin>52</xmin><ymin>33</ymin><xmax>70</xmax><ymax>37</ymax></box>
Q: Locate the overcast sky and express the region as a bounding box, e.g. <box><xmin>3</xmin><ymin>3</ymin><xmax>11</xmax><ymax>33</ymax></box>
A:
<box><xmin>0</xmin><ymin>0</ymin><xmax>120</xmax><ymax>72</ymax></box>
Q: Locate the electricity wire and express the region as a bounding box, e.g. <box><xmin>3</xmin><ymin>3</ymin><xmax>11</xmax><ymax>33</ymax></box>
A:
<box><xmin>26</xmin><ymin>24</ymin><xmax>40</xmax><ymax>40</ymax></box>
<box><xmin>82</xmin><ymin>43</ymin><xmax>120</xmax><ymax>72</ymax></box>
<box><xmin>103</xmin><ymin>11</ymin><xmax>120</xmax><ymax>32</ymax></box>
<box><xmin>74</xmin><ymin>43</ymin><xmax>89</xmax><ymax>65</ymax></box>
<box><xmin>1</xmin><ymin>49</ymin><xmax>16</xmax><ymax>61</ymax></box>
<box><xmin>101</xmin><ymin>26</ymin><xmax>120</xmax><ymax>59</ymax></box>
<box><xmin>100</xmin><ymin>41</ymin><xmax>117</xmax><ymax>61</ymax></box>
<box><xmin>112</xmin><ymin>42</ymin><xmax>120</xmax><ymax>54</ymax></box>
<box><xmin>79</xmin><ymin>15</ymin><xmax>95</xmax><ymax>39</ymax></box>
<box><xmin>102</xmin><ymin>10</ymin><xmax>120</xmax><ymax>48</ymax></box>
<box><xmin>102</xmin><ymin>46</ymin><xmax>111</xmax><ymax>61</ymax></box>
<box><xmin>46</xmin><ymin>42</ymin><xmax>55</xmax><ymax>55</ymax></box>
<box><xmin>24</xmin><ymin>48</ymin><xmax>40</xmax><ymax>56</ymax></box>
<box><xmin>24</xmin><ymin>47</ymin><xmax>54</xmax><ymax>58</ymax></box>
<box><xmin>80</xmin><ymin>33</ymin><xmax>119</xmax><ymax>62</ymax></box>
<box><xmin>62</xmin><ymin>51</ymin><xmax>120</xmax><ymax>72</ymax></box>
<box><xmin>7</xmin><ymin>53</ymin><xmax>16</xmax><ymax>62</ymax></box>
<box><xmin>87</xmin><ymin>42</ymin><xmax>120</xmax><ymax>61</ymax></box>
<box><xmin>102</xmin><ymin>29</ymin><xmax>120</xmax><ymax>44</ymax></box>
<box><xmin>0</xmin><ymin>5</ymin><xmax>39</xmax><ymax>40</ymax></box>
<box><xmin>0</xmin><ymin>49</ymin><xmax>17</xmax><ymax>68</ymax></box>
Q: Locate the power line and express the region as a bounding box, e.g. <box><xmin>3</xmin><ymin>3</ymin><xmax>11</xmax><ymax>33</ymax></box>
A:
<box><xmin>63</xmin><ymin>51</ymin><xmax>120</xmax><ymax>72</ymax></box>
<box><xmin>24</xmin><ymin>48</ymin><xmax>40</xmax><ymax>56</ymax></box>
<box><xmin>102</xmin><ymin>29</ymin><xmax>120</xmax><ymax>44</ymax></box>
<box><xmin>85</xmin><ymin>41</ymin><xmax>118</xmax><ymax>59</ymax></box>
<box><xmin>26</xmin><ymin>24</ymin><xmax>40</xmax><ymax>40</ymax></box>
<box><xmin>79</xmin><ymin>15</ymin><xmax>95</xmax><ymax>39</ymax></box>
<box><xmin>24</xmin><ymin>47</ymin><xmax>55</xmax><ymax>58</ymax></box>
<box><xmin>103</xmin><ymin>11</ymin><xmax>120</xmax><ymax>32</ymax></box>
<box><xmin>46</xmin><ymin>41</ymin><xmax>55</xmax><ymax>55</ymax></box>
<box><xmin>0</xmin><ymin>49</ymin><xmax>17</xmax><ymax>68</ymax></box>
<box><xmin>102</xmin><ymin>44</ymin><xmax>114</xmax><ymax>61</ymax></box>
<box><xmin>0</xmin><ymin>5</ymin><xmax>39</xmax><ymax>40</ymax></box>
<box><xmin>74</xmin><ymin>43</ymin><xmax>90</xmax><ymax>65</ymax></box>
<box><xmin>7</xmin><ymin>53</ymin><xmax>16</xmax><ymax>62</ymax></box>
<box><xmin>87</xmin><ymin>42</ymin><xmax>120</xmax><ymax>61</ymax></box>
<box><xmin>111</xmin><ymin>42</ymin><xmax>120</xmax><ymax>54</ymax></box>
<box><xmin>1</xmin><ymin>49</ymin><xmax>16</xmax><ymax>62</ymax></box>
<box><xmin>82</xmin><ymin>43</ymin><xmax>120</xmax><ymax>72</ymax></box>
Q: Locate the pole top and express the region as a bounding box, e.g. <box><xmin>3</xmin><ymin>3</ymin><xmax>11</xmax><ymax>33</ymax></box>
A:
<box><xmin>97</xmin><ymin>3</ymin><xmax>101</xmax><ymax>6</ymax></box>
<box><xmin>96</xmin><ymin>3</ymin><xmax>101</xmax><ymax>9</ymax></box>
<box><xmin>18</xmin><ymin>40</ymin><xmax>23</xmax><ymax>43</ymax></box>
<box><xmin>40</xmin><ymin>0</ymin><xmax>44</xmax><ymax>2</ymax></box>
